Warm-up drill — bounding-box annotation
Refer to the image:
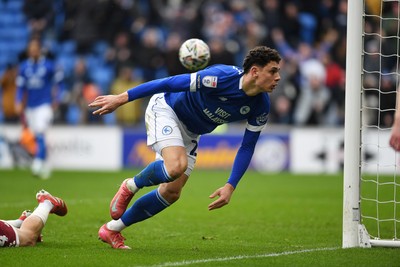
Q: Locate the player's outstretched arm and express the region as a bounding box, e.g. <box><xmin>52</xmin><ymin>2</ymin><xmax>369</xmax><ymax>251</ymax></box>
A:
<box><xmin>89</xmin><ymin>92</ymin><xmax>129</xmax><ymax>115</ymax></box>
<box><xmin>390</xmin><ymin>115</ymin><xmax>400</xmax><ymax>151</ymax></box>
<box><xmin>208</xmin><ymin>183</ymin><xmax>235</xmax><ymax>211</ymax></box>
<box><xmin>390</xmin><ymin>90</ymin><xmax>400</xmax><ymax>151</ymax></box>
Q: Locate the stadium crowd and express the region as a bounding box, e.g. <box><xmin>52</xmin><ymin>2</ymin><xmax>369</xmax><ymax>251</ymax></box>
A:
<box><xmin>0</xmin><ymin>0</ymin><xmax>397</xmax><ymax>128</ymax></box>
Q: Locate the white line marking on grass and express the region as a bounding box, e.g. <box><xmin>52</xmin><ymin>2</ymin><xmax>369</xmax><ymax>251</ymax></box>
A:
<box><xmin>137</xmin><ymin>247</ymin><xmax>339</xmax><ymax>267</ymax></box>
<box><xmin>0</xmin><ymin>197</ymin><xmax>111</xmax><ymax>208</ymax></box>
<box><xmin>0</xmin><ymin>201</ymin><xmax>34</xmax><ymax>209</ymax></box>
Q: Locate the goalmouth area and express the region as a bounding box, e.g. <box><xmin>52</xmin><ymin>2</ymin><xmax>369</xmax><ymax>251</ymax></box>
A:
<box><xmin>343</xmin><ymin>0</ymin><xmax>400</xmax><ymax>248</ymax></box>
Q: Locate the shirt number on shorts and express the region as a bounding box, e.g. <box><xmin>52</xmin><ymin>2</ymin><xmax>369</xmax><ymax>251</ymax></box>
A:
<box><xmin>190</xmin><ymin>140</ymin><xmax>198</xmax><ymax>156</ymax></box>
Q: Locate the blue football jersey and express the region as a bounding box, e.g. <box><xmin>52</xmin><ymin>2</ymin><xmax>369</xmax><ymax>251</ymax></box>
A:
<box><xmin>164</xmin><ymin>64</ymin><xmax>270</xmax><ymax>134</ymax></box>
<box><xmin>125</xmin><ymin>64</ymin><xmax>273</xmax><ymax>187</ymax></box>
<box><xmin>16</xmin><ymin>57</ymin><xmax>63</xmax><ymax>108</ymax></box>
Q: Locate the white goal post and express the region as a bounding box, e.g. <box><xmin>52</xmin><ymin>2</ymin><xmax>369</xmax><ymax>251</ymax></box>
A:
<box><xmin>343</xmin><ymin>0</ymin><xmax>400</xmax><ymax>248</ymax></box>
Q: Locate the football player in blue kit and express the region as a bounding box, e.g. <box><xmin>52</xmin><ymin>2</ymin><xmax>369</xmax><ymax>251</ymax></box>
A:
<box><xmin>90</xmin><ymin>46</ymin><xmax>281</xmax><ymax>249</ymax></box>
<box><xmin>15</xmin><ymin>38</ymin><xmax>64</xmax><ymax>179</ymax></box>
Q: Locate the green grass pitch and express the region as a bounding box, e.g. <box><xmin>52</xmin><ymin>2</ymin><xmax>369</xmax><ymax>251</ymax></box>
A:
<box><xmin>0</xmin><ymin>169</ymin><xmax>399</xmax><ymax>266</ymax></box>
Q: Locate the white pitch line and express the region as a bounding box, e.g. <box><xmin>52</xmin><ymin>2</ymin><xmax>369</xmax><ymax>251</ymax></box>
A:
<box><xmin>0</xmin><ymin>197</ymin><xmax>111</xmax><ymax>208</ymax></box>
<box><xmin>137</xmin><ymin>247</ymin><xmax>339</xmax><ymax>267</ymax></box>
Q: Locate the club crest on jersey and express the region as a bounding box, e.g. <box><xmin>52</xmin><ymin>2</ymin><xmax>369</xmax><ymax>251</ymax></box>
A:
<box><xmin>256</xmin><ymin>113</ymin><xmax>268</xmax><ymax>125</ymax></box>
<box><xmin>197</xmin><ymin>74</ymin><xmax>201</xmax><ymax>89</ymax></box>
<box><xmin>202</xmin><ymin>76</ymin><xmax>218</xmax><ymax>88</ymax></box>
<box><xmin>240</xmin><ymin>106</ymin><xmax>250</xmax><ymax>115</ymax></box>
<box><xmin>0</xmin><ymin>235</ymin><xmax>9</xmax><ymax>246</ymax></box>
<box><xmin>162</xmin><ymin>126</ymin><xmax>173</xmax><ymax>135</ymax></box>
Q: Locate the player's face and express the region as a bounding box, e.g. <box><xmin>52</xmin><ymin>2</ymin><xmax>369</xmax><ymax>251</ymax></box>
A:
<box><xmin>255</xmin><ymin>61</ymin><xmax>281</xmax><ymax>93</ymax></box>
<box><xmin>28</xmin><ymin>40</ymin><xmax>41</xmax><ymax>60</ymax></box>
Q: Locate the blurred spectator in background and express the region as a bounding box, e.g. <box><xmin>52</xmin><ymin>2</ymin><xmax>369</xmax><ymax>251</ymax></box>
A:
<box><xmin>260</xmin><ymin>0</ymin><xmax>281</xmax><ymax>48</ymax></box>
<box><xmin>110</xmin><ymin>66</ymin><xmax>143</xmax><ymax>126</ymax></box>
<box><xmin>97</xmin><ymin>0</ymin><xmax>132</xmax><ymax>45</ymax></box>
<box><xmin>201</xmin><ymin>2</ymin><xmax>236</xmax><ymax>41</ymax></box>
<box><xmin>334</xmin><ymin>0</ymin><xmax>348</xmax><ymax>35</ymax></box>
<box><xmin>293</xmin><ymin>59</ymin><xmax>331</xmax><ymax>125</ymax></box>
<box><xmin>135</xmin><ymin>27</ymin><xmax>166</xmax><ymax>81</ymax></box>
<box><xmin>68</xmin><ymin>0</ymin><xmax>101</xmax><ymax>55</ymax></box>
<box><xmin>271</xmin><ymin>24</ymin><xmax>341</xmax><ymax>126</ymax></box>
<box><xmin>379</xmin><ymin>74</ymin><xmax>397</xmax><ymax>128</ymax></box>
<box><xmin>228</xmin><ymin>0</ymin><xmax>265</xmax><ymax>53</ymax></box>
<box><xmin>272</xmin><ymin>27</ymin><xmax>337</xmax><ymax>75</ymax></box>
<box><xmin>208</xmin><ymin>38</ymin><xmax>236</xmax><ymax>66</ymax></box>
<box><xmin>164</xmin><ymin>32</ymin><xmax>188</xmax><ymax>75</ymax></box>
<box><xmin>362</xmin><ymin>74</ymin><xmax>379</xmax><ymax>126</ymax></box>
<box><xmin>1</xmin><ymin>64</ymin><xmax>19</xmax><ymax>123</ymax></box>
<box><xmin>155</xmin><ymin>1</ymin><xmax>202</xmax><ymax>40</ymax></box>
<box><xmin>23</xmin><ymin>0</ymin><xmax>54</xmax><ymax>38</ymax></box>
<box><xmin>82</xmin><ymin>83</ymin><xmax>102</xmax><ymax>124</ymax></box>
<box><xmin>271</xmin><ymin>28</ymin><xmax>312</xmax><ymax>70</ymax></box>
<box><xmin>321</xmin><ymin>52</ymin><xmax>345</xmax><ymax>125</ymax></box>
<box><xmin>317</xmin><ymin>0</ymin><xmax>340</xmax><ymax>33</ymax></box>
<box><xmin>15</xmin><ymin>38</ymin><xmax>64</xmax><ymax>179</ymax></box>
<box><xmin>61</xmin><ymin>57</ymin><xmax>93</xmax><ymax>124</ymax></box>
<box><xmin>380</xmin><ymin>1</ymin><xmax>400</xmax><ymax>74</ymax></box>
<box><xmin>269</xmin><ymin>59</ymin><xmax>299</xmax><ymax>124</ymax></box>
<box><xmin>0</xmin><ymin>0</ymin><xmax>368</xmax><ymax>127</ymax></box>
<box><xmin>362</xmin><ymin>38</ymin><xmax>380</xmax><ymax>126</ymax></box>
<box><xmin>280</xmin><ymin>1</ymin><xmax>302</xmax><ymax>48</ymax></box>
<box><xmin>106</xmin><ymin>32</ymin><xmax>134</xmax><ymax>75</ymax></box>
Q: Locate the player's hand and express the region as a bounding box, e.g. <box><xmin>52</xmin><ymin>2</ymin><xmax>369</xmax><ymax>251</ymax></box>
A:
<box><xmin>390</xmin><ymin>121</ymin><xmax>400</xmax><ymax>151</ymax></box>
<box><xmin>15</xmin><ymin>103</ymin><xmax>23</xmax><ymax>116</ymax></box>
<box><xmin>89</xmin><ymin>93</ymin><xmax>128</xmax><ymax>115</ymax></box>
<box><xmin>208</xmin><ymin>183</ymin><xmax>235</xmax><ymax>211</ymax></box>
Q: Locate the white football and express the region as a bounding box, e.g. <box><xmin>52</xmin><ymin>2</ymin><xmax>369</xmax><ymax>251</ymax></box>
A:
<box><xmin>179</xmin><ymin>38</ymin><xmax>210</xmax><ymax>71</ymax></box>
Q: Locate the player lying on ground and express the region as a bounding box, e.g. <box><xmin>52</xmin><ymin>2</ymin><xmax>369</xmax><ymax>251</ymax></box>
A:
<box><xmin>89</xmin><ymin>46</ymin><xmax>281</xmax><ymax>249</ymax></box>
<box><xmin>0</xmin><ymin>190</ymin><xmax>67</xmax><ymax>247</ymax></box>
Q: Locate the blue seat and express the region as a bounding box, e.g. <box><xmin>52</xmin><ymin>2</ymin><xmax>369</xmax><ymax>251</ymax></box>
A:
<box><xmin>0</xmin><ymin>13</ymin><xmax>14</xmax><ymax>25</ymax></box>
<box><xmin>90</xmin><ymin>65</ymin><xmax>115</xmax><ymax>93</ymax></box>
<box><xmin>10</xmin><ymin>26</ymin><xmax>29</xmax><ymax>40</ymax></box>
<box><xmin>10</xmin><ymin>40</ymin><xmax>28</xmax><ymax>55</ymax></box>
<box><xmin>59</xmin><ymin>41</ymin><xmax>76</xmax><ymax>55</ymax></box>
<box><xmin>67</xmin><ymin>104</ymin><xmax>81</xmax><ymax>125</ymax></box>
<box><xmin>92</xmin><ymin>41</ymin><xmax>109</xmax><ymax>56</ymax></box>
<box><xmin>0</xmin><ymin>53</ymin><xmax>10</xmax><ymax>66</ymax></box>
<box><xmin>7</xmin><ymin>0</ymin><xmax>24</xmax><ymax>12</ymax></box>
<box><xmin>57</xmin><ymin>55</ymin><xmax>77</xmax><ymax>77</ymax></box>
<box><xmin>85</xmin><ymin>54</ymin><xmax>103</xmax><ymax>70</ymax></box>
<box><xmin>0</xmin><ymin>28</ymin><xmax>10</xmax><ymax>39</ymax></box>
<box><xmin>43</xmin><ymin>38</ymin><xmax>59</xmax><ymax>55</ymax></box>
<box><xmin>0</xmin><ymin>1</ymin><xmax>6</xmax><ymax>11</ymax></box>
<box><xmin>0</xmin><ymin>41</ymin><xmax>9</xmax><ymax>52</ymax></box>
<box><xmin>12</xmin><ymin>13</ymin><xmax>26</xmax><ymax>26</ymax></box>
<box><xmin>103</xmin><ymin>113</ymin><xmax>116</xmax><ymax>125</ymax></box>
<box><xmin>0</xmin><ymin>52</ymin><xmax>17</xmax><ymax>67</ymax></box>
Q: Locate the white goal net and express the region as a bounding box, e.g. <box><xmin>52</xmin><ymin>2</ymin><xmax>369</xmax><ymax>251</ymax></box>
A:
<box><xmin>343</xmin><ymin>0</ymin><xmax>400</xmax><ymax>248</ymax></box>
<box><xmin>361</xmin><ymin>0</ymin><xmax>400</xmax><ymax>246</ymax></box>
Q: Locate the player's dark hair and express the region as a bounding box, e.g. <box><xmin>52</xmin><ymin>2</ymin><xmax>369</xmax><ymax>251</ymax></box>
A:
<box><xmin>242</xmin><ymin>46</ymin><xmax>281</xmax><ymax>73</ymax></box>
